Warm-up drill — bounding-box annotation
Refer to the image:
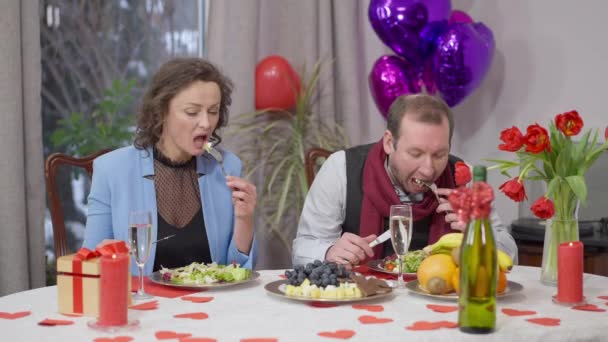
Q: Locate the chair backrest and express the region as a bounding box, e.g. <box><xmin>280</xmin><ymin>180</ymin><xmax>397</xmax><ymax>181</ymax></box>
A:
<box><xmin>305</xmin><ymin>147</ymin><xmax>332</xmax><ymax>187</ymax></box>
<box><xmin>45</xmin><ymin>149</ymin><xmax>113</xmax><ymax>258</ymax></box>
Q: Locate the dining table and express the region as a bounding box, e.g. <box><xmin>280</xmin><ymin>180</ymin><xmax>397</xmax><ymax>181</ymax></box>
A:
<box><xmin>1</xmin><ymin>265</ymin><xmax>607</xmax><ymax>341</ymax></box>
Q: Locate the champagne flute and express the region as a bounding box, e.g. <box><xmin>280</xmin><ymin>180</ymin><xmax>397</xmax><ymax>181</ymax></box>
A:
<box><xmin>128</xmin><ymin>210</ymin><xmax>153</xmax><ymax>300</ymax></box>
<box><xmin>389</xmin><ymin>204</ymin><xmax>413</xmax><ymax>289</ymax></box>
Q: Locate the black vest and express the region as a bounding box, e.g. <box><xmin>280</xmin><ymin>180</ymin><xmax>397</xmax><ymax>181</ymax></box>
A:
<box><xmin>342</xmin><ymin>144</ymin><xmax>462</xmax><ymax>256</ymax></box>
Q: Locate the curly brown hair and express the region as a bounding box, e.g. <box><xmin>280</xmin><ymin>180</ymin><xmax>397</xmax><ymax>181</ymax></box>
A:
<box><xmin>133</xmin><ymin>58</ymin><xmax>234</xmax><ymax>149</ymax></box>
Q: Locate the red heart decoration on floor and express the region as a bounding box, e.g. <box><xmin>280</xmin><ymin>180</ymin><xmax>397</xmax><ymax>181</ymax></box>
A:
<box><xmin>352</xmin><ymin>304</ymin><xmax>384</xmax><ymax>312</ymax></box>
<box><xmin>526</xmin><ymin>318</ymin><xmax>561</xmax><ymax>326</ymax></box>
<box><xmin>240</xmin><ymin>339</ymin><xmax>278</xmax><ymax>342</ymax></box>
<box><xmin>597</xmin><ymin>296</ymin><xmax>608</xmax><ymax>300</ymax></box>
<box><xmin>178</xmin><ymin>338</ymin><xmax>216</xmax><ymax>342</ymax></box>
<box><xmin>406</xmin><ymin>321</ymin><xmax>457</xmax><ymax>330</ymax></box>
<box><xmin>572</xmin><ymin>304</ymin><xmax>606</xmax><ymax>312</ymax></box>
<box><xmin>0</xmin><ymin>311</ymin><xmax>31</xmax><ymax>320</ymax></box>
<box><xmin>181</xmin><ymin>296</ymin><xmax>214</xmax><ymax>303</ymax></box>
<box><xmin>426</xmin><ymin>304</ymin><xmax>458</xmax><ymax>313</ymax></box>
<box><xmin>155</xmin><ymin>331</ymin><xmax>193</xmax><ymax>340</ymax></box>
<box><xmin>358</xmin><ymin>315</ymin><xmax>393</xmax><ymax>324</ymax></box>
<box><xmin>501</xmin><ymin>308</ymin><xmax>537</xmax><ymax>316</ymax></box>
<box><xmin>38</xmin><ymin>318</ymin><xmax>74</xmax><ymax>326</ymax></box>
<box><xmin>308</xmin><ymin>302</ymin><xmax>338</xmax><ymax>308</ymax></box>
<box><xmin>317</xmin><ymin>330</ymin><xmax>356</xmax><ymax>339</ymax></box>
<box><xmin>94</xmin><ymin>337</ymin><xmax>134</xmax><ymax>342</ymax></box>
<box><xmin>174</xmin><ymin>312</ymin><xmax>209</xmax><ymax>320</ymax></box>
<box><xmin>130</xmin><ymin>300</ymin><xmax>158</xmax><ymax>310</ymax></box>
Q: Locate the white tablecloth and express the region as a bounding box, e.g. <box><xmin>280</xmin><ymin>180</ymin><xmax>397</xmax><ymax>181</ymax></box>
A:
<box><xmin>1</xmin><ymin>266</ymin><xmax>607</xmax><ymax>341</ymax></box>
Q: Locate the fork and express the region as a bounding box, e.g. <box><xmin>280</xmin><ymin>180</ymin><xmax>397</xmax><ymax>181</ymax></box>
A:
<box><xmin>206</xmin><ymin>145</ymin><xmax>228</xmax><ymax>177</ymax></box>
<box><xmin>414</xmin><ymin>178</ymin><xmax>441</xmax><ymax>202</ymax></box>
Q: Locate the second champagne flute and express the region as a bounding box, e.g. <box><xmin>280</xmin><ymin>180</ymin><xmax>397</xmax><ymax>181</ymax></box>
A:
<box><xmin>128</xmin><ymin>210</ymin><xmax>153</xmax><ymax>300</ymax></box>
<box><xmin>389</xmin><ymin>204</ymin><xmax>413</xmax><ymax>289</ymax></box>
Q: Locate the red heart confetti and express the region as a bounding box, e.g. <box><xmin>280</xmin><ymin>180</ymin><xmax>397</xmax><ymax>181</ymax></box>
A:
<box><xmin>240</xmin><ymin>339</ymin><xmax>278</xmax><ymax>342</ymax></box>
<box><xmin>426</xmin><ymin>304</ymin><xmax>458</xmax><ymax>313</ymax></box>
<box><xmin>0</xmin><ymin>311</ymin><xmax>31</xmax><ymax>320</ymax></box>
<box><xmin>174</xmin><ymin>312</ymin><xmax>209</xmax><ymax>320</ymax></box>
<box><xmin>38</xmin><ymin>318</ymin><xmax>75</xmax><ymax>326</ymax></box>
<box><xmin>61</xmin><ymin>313</ymin><xmax>83</xmax><ymax>317</ymax></box>
<box><xmin>597</xmin><ymin>296</ymin><xmax>608</xmax><ymax>300</ymax></box>
<box><xmin>526</xmin><ymin>318</ymin><xmax>561</xmax><ymax>326</ymax></box>
<box><xmin>358</xmin><ymin>315</ymin><xmax>393</xmax><ymax>324</ymax></box>
<box><xmin>317</xmin><ymin>330</ymin><xmax>356</xmax><ymax>339</ymax></box>
<box><xmin>178</xmin><ymin>338</ymin><xmax>216</xmax><ymax>342</ymax></box>
<box><xmin>155</xmin><ymin>331</ymin><xmax>193</xmax><ymax>340</ymax></box>
<box><xmin>93</xmin><ymin>337</ymin><xmax>134</xmax><ymax>342</ymax></box>
<box><xmin>308</xmin><ymin>302</ymin><xmax>338</xmax><ymax>308</ymax></box>
<box><xmin>130</xmin><ymin>300</ymin><xmax>158</xmax><ymax>310</ymax></box>
<box><xmin>278</xmin><ymin>274</ymin><xmax>287</xmax><ymax>279</ymax></box>
<box><xmin>572</xmin><ymin>304</ymin><xmax>606</xmax><ymax>312</ymax></box>
<box><xmin>181</xmin><ymin>296</ymin><xmax>214</xmax><ymax>303</ymax></box>
<box><xmin>352</xmin><ymin>304</ymin><xmax>384</xmax><ymax>312</ymax></box>
<box><xmin>501</xmin><ymin>308</ymin><xmax>537</xmax><ymax>316</ymax></box>
<box><xmin>406</xmin><ymin>321</ymin><xmax>458</xmax><ymax>331</ymax></box>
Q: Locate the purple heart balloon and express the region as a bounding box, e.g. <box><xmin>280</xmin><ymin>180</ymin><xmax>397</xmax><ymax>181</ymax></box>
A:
<box><xmin>368</xmin><ymin>0</ymin><xmax>452</xmax><ymax>68</ymax></box>
<box><xmin>432</xmin><ymin>22</ymin><xmax>495</xmax><ymax>107</ymax></box>
<box><xmin>369</xmin><ymin>55</ymin><xmax>421</xmax><ymax>118</ymax></box>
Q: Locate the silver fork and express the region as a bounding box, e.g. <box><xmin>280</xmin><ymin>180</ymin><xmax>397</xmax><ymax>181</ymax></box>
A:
<box><xmin>414</xmin><ymin>178</ymin><xmax>440</xmax><ymax>202</ymax></box>
<box><xmin>206</xmin><ymin>145</ymin><xmax>228</xmax><ymax>177</ymax></box>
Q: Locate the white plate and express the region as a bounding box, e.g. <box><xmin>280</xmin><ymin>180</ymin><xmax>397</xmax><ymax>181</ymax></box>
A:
<box><xmin>264</xmin><ymin>280</ymin><xmax>394</xmax><ymax>304</ymax></box>
<box><xmin>149</xmin><ymin>270</ymin><xmax>260</xmax><ymax>290</ymax></box>
<box><xmin>405</xmin><ymin>279</ymin><xmax>524</xmax><ymax>300</ymax></box>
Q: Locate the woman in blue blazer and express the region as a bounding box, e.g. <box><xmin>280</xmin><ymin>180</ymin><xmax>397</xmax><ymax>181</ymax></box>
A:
<box><xmin>82</xmin><ymin>58</ymin><xmax>257</xmax><ymax>275</ymax></box>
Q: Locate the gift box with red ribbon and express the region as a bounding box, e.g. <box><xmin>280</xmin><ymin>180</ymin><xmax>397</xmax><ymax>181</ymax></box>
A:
<box><xmin>56</xmin><ymin>240</ymin><xmax>131</xmax><ymax>316</ymax></box>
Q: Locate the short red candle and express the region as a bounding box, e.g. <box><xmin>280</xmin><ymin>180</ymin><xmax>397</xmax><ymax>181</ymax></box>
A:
<box><xmin>557</xmin><ymin>241</ymin><xmax>584</xmax><ymax>303</ymax></box>
<box><xmin>99</xmin><ymin>253</ymin><xmax>129</xmax><ymax>326</ymax></box>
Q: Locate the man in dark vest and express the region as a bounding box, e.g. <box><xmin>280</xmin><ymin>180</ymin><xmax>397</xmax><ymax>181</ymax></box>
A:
<box><xmin>292</xmin><ymin>94</ymin><xmax>517</xmax><ymax>267</ymax></box>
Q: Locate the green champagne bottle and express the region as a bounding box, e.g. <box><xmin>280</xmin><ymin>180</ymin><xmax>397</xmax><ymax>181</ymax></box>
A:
<box><xmin>458</xmin><ymin>165</ymin><xmax>498</xmax><ymax>334</ymax></box>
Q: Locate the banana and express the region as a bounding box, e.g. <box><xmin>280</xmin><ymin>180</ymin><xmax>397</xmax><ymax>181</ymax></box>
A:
<box><xmin>422</xmin><ymin>233</ymin><xmax>463</xmax><ymax>256</ymax></box>
<box><xmin>498</xmin><ymin>250</ymin><xmax>514</xmax><ymax>272</ymax></box>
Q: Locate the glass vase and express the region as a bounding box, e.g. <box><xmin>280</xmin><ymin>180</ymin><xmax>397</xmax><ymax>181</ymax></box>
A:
<box><xmin>540</xmin><ymin>199</ymin><xmax>580</xmax><ymax>286</ymax></box>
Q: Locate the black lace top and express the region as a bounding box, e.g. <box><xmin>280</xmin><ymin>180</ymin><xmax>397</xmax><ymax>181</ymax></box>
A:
<box><xmin>151</xmin><ymin>148</ymin><xmax>212</xmax><ymax>271</ymax></box>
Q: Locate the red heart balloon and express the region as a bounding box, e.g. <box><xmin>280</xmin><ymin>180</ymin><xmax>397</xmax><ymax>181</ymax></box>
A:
<box><xmin>255</xmin><ymin>56</ymin><xmax>300</xmax><ymax>110</ymax></box>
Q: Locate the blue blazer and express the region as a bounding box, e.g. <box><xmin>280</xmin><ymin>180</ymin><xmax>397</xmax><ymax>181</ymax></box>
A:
<box><xmin>82</xmin><ymin>145</ymin><xmax>257</xmax><ymax>275</ymax></box>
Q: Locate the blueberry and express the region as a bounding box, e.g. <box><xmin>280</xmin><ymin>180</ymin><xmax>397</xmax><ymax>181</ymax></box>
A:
<box><xmin>322</xmin><ymin>278</ymin><xmax>330</xmax><ymax>287</ymax></box>
<box><xmin>313</xmin><ymin>259</ymin><xmax>323</xmax><ymax>267</ymax></box>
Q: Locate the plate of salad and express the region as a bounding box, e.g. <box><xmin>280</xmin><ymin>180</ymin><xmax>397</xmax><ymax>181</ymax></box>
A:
<box><xmin>366</xmin><ymin>250</ymin><xmax>426</xmax><ymax>276</ymax></box>
<box><xmin>150</xmin><ymin>262</ymin><xmax>259</xmax><ymax>289</ymax></box>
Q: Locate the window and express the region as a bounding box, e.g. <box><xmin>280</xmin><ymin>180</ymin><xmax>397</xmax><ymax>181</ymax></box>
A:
<box><xmin>41</xmin><ymin>0</ymin><xmax>207</xmax><ymax>284</ymax></box>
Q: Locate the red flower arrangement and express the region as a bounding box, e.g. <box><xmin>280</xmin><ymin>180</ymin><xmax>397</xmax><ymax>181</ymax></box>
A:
<box><xmin>488</xmin><ymin>110</ymin><xmax>608</xmax><ymax>284</ymax></box>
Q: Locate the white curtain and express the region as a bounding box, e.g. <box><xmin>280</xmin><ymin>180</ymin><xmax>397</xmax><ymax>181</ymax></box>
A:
<box><xmin>0</xmin><ymin>1</ymin><xmax>45</xmax><ymax>295</ymax></box>
<box><xmin>206</xmin><ymin>0</ymin><xmax>390</xmax><ymax>269</ymax></box>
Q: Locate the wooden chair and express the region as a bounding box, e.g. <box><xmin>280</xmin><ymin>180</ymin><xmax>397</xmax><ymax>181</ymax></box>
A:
<box><xmin>45</xmin><ymin>149</ymin><xmax>113</xmax><ymax>258</ymax></box>
<box><xmin>305</xmin><ymin>147</ymin><xmax>332</xmax><ymax>187</ymax></box>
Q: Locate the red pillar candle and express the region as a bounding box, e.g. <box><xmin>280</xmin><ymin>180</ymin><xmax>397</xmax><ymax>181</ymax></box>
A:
<box><xmin>557</xmin><ymin>241</ymin><xmax>584</xmax><ymax>303</ymax></box>
<box><xmin>99</xmin><ymin>253</ymin><xmax>129</xmax><ymax>326</ymax></box>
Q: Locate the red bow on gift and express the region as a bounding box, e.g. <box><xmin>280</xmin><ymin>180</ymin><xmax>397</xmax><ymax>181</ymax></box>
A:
<box><xmin>74</xmin><ymin>240</ymin><xmax>130</xmax><ymax>260</ymax></box>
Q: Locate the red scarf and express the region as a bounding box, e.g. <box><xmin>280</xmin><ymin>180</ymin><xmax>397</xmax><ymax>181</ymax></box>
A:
<box><xmin>360</xmin><ymin>140</ymin><xmax>457</xmax><ymax>258</ymax></box>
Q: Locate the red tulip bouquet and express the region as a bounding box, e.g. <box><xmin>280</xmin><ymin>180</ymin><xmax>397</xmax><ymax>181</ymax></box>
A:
<box><xmin>487</xmin><ymin>111</ymin><xmax>608</xmax><ymax>285</ymax></box>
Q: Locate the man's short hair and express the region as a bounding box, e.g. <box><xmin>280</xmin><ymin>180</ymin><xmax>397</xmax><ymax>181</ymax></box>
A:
<box><xmin>386</xmin><ymin>94</ymin><xmax>454</xmax><ymax>146</ymax></box>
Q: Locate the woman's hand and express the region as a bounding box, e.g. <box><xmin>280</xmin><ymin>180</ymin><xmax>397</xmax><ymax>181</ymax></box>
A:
<box><xmin>226</xmin><ymin>176</ymin><xmax>257</xmax><ymax>254</ymax></box>
<box><xmin>226</xmin><ymin>176</ymin><xmax>257</xmax><ymax>220</ymax></box>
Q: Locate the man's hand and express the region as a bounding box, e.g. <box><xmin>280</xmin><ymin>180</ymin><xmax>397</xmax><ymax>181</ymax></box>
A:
<box><xmin>325</xmin><ymin>233</ymin><xmax>377</xmax><ymax>267</ymax></box>
<box><xmin>435</xmin><ymin>188</ymin><xmax>467</xmax><ymax>231</ymax></box>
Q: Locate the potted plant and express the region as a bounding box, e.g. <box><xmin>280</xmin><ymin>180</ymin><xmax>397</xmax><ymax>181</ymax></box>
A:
<box><xmin>229</xmin><ymin>61</ymin><xmax>347</xmax><ymax>253</ymax></box>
